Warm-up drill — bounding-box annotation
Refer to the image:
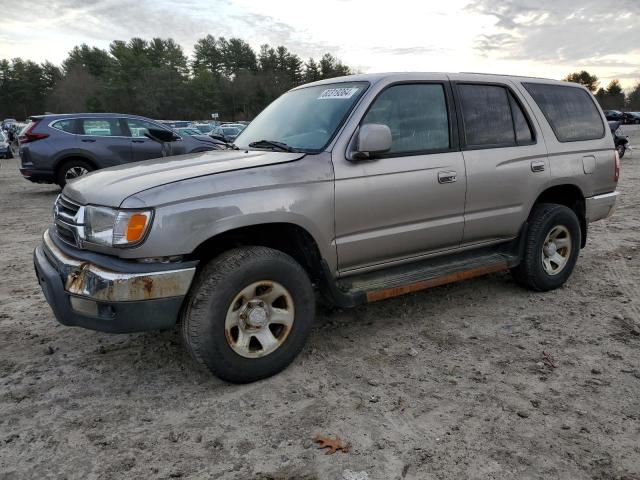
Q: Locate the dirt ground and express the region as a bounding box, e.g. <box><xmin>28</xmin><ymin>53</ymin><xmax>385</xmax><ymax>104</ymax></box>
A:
<box><xmin>1</xmin><ymin>128</ymin><xmax>639</xmax><ymax>480</ymax></box>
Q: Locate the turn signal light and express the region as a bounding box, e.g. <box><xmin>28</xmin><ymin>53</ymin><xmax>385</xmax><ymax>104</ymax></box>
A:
<box><xmin>126</xmin><ymin>213</ymin><xmax>149</xmax><ymax>242</ymax></box>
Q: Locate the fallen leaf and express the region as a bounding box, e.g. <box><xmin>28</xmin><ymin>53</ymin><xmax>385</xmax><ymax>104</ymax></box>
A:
<box><xmin>313</xmin><ymin>434</ymin><xmax>351</xmax><ymax>455</ymax></box>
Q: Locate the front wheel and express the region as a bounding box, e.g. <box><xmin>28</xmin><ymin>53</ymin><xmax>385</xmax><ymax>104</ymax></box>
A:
<box><xmin>511</xmin><ymin>203</ymin><xmax>581</xmax><ymax>291</ymax></box>
<box><xmin>181</xmin><ymin>246</ymin><xmax>315</xmax><ymax>383</ymax></box>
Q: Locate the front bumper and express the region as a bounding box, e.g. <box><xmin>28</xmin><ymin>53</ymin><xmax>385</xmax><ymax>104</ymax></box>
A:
<box><xmin>34</xmin><ymin>229</ymin><xmax>197</xmax><ymax>333</ymax></box>
<box><xmin>585</xmin><ymin>191</ymin><xmax>619</xmax><ymax>223</ymax></box>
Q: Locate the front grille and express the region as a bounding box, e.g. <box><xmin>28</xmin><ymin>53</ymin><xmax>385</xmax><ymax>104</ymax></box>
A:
<box><xmin>53</xmin><ymin>195</ymin><xmax>83</xmax><ymax>248</ymax></box>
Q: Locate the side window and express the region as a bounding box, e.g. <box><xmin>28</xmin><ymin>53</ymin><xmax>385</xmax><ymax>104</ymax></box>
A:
<box><xmin>80</xmin><ymin>119</ymin><xmax>124</xmax><ymax>136</ymax></box>
<box><xmin>458</xmin><ymin>84</ymin><xmax>514</xmax><ymax>147</ymax></box>
<box><xmin>51</xmin><ymin>119</ymin><xmax>76</xmax><ymax>134</ymax></box>
<box><xmin>362</xmin><ymin>83</ymin><xmax>450</xmax><ymax>155</ymax></box>
<box><xmin>523</xmin><ymin>83</ymin><xmax>604</xmax><ymax>142</ymax></box>
<box><xmin>509</xmin><ymin>92</ymin><xmax>533</xmax><ymax>144</ymax></box>
<box><xmin>126</xmin><ymin>118</ymin><xmax>165</xmax><ymax>138</ymax></box>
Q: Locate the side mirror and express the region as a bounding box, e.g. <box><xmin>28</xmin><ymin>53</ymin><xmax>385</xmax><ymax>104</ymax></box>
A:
<box><xmin>351</xmin><ymin>123</ymin><xmax>392</xmax><ymax>160</ymax></box>
<box><xmin>210</xmin><ymin>133</ymin><xmax>227</xmax><ymax>142</ymax></box>
<box><xmin>145</xmin><ymin>128</ymin><xmax>180</xmax><ymax>143</ymax></box>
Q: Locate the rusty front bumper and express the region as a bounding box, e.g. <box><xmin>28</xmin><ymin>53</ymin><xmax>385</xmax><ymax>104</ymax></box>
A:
<box><xmin>34</xmin><ymin>229</ymin><xmax>197</xmax><ymax>333</ymax></box>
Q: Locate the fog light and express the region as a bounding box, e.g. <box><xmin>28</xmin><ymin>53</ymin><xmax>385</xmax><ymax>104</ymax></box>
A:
<box><xmin>70</xmin><ymin>297</ymin><xmax>98</xmax><ymax>316</ymax></box>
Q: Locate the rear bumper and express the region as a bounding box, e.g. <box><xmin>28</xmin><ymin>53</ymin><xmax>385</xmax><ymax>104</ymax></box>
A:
<box><xmin>34</xmin><ymin>229</ymin><xmax>197</xmax><ymax>333</ymax></box>
<box><xmin>19</xmin><ymin>167</ymin><xmax>54</xmax><ymax>183</ymax></box>
<box><xmin>585</xmin><ymin>191</ymin><xmax>619</xmax><ymax>223</ymax></box>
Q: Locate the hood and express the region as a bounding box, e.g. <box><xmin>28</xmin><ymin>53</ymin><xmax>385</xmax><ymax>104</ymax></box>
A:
<box><xmin>63</xmin><ymin>149</ymin><xmax>304</xmax><ymax>207</ymax></box>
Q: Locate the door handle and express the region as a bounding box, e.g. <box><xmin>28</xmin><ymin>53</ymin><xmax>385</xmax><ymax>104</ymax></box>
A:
<box><xmin>531</xmin><ymin>160</ymin><xmax>545</xmax><ymax>172</ymax></box>
<box><xmin>81</xmin><ymin>139</ymin><xmax>95</xmax><ymax>143</ymax></box>
<box><xmin>132</xmin><ymin>139</ymin><xmax>145</xmax><ymax>143</ymax></box>
<box><xmin>438</xmin><ymin>171</ymin><xmax>457</xmax><ymax>184</ymax></box>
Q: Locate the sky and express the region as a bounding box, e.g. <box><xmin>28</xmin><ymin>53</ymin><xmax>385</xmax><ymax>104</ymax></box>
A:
<box><xmin>1</xmin><ymin>0</ymin><xmax>639</xmax><ymax>89</ymax></box>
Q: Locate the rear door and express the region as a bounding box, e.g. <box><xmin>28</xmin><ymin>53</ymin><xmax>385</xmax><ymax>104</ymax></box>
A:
<box><xmin>123</xmin><ymin>118</ymin><xmax>184</xmax><ymax>161</ymax></box>
<box><xmin>78</xmin><ymin>118</ymin><xmax>131</xmax><ymax>167</ymax></box>
<box><xmin>450</xmin><ymin>79</ymin><xmax>550</xmax><ymax>245</ymax></box>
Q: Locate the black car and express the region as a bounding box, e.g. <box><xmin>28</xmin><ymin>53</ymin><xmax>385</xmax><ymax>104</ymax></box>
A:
<box><xmin>608</xmin><ymin>121</ymin><xmax>629</xmax><ymax>159</ymax></box>
<box><xmin>604</xmin><ymin>110</ymin><xmax>624</xmax><ymax>121</ymax></box>
<box><xmin>18</xmin><ymin>113</ymin><xmax>224</xmax><ymax>187</ymax></box>
<box><xmin>622</xmin><ymin>112</ymin><xmax>640</xmax><ymax>125</ymax></box>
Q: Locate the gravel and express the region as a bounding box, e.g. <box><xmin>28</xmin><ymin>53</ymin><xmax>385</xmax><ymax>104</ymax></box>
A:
<box><xmin>1</xmin><ymin>129</ymin><xmax>640</xmax><ymax>479</ymax></box>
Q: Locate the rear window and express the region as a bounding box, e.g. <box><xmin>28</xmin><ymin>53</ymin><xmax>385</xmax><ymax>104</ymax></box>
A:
<box><xmin>523</xmin><ymin>83</ymin><xmax>604</xmax><ymax>142</ymax></box>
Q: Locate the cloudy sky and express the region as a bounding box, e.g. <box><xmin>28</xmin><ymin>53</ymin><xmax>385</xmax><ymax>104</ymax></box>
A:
<box><xmin>2</xmin><ymin>0</ymin><xmax>639</xmax><ymax>88</ymax></box>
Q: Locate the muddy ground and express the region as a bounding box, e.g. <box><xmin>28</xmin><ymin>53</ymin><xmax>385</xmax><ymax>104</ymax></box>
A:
<box><xmin>1</xmin><ymin>128</ymin><xmax>639</xmax><ymax>480</ymax></box>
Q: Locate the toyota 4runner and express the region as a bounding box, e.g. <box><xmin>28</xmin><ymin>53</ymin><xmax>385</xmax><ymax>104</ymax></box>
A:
<box><xmin>34</xmin><ymin>73</ymin><xmax>619</xmax><ymax>383</ymax></box>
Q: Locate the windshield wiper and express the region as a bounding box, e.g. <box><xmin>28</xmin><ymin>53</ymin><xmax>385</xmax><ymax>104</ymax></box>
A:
<box><xmin>248</xmin><ymin>140</ymin><xmax>298</xmax><ymax>152</ymax></box>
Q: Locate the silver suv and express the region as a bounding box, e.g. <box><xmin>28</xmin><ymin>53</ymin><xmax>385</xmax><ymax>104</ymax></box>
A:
<box><xmin>34</xmin><ymin>73</ymin><xmax>619</xmax><ymax>383</ymax></box>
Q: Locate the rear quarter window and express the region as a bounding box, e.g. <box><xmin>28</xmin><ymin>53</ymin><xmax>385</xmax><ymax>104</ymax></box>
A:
<box><xmin>51</xmin><ymin>119</ymin><xmax>76</xmax><ymax>134</ymax></box>
<box><xmin>523</xmin><ymin>83</ymin><xmax>604</xmax><ymax>142</ymax></box>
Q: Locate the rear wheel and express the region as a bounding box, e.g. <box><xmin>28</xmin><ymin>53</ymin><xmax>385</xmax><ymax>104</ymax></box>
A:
<box><xmin>181</xmin><ymin>246</ymin><xmax>315</xmax><ymax>383</ymax></box>
<box><xmin>511</xmin><ymin>203</ymin><xmax>581</xmax><ymax>291</ymax></box>
<box><xmin>56</xmin><ymin>159</ymin><xmax>93</xmax><ymax>188</ymax></box>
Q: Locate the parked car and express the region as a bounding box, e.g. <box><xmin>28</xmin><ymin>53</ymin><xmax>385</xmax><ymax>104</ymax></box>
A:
<box><xmin>34</xmin><ymin>73</ymin><xmax>618</xmax><ymax>383</ymax></box>
<box><xmin>157</xmin><ymin>120</ymin><xmax>191</xmax><ymax>128</ymax></box>
<box><xmin>211</xmin><ymin>125</ymin><xmax>241</xmax><ymax>142</ymax></box>
<box><xmin>622</xmin><ymin>111</ymin><xmax>640</xmax><ymax>124</ymax></box>
<box><xmin>189</xmin><ymin>123</ymin><xmax>215</xmax><ymax>134</ymax></box>
<box><xmin>604</xmin><ymin>110</ymin><xmax>624</xmax><ymax>121</ymax></box>
<box><xmin>609</xmin><ymin>121</ymin><xmax>629</xmax><ymax>158</ymax></box>
<box><xmin>1</xmin><ymin>118</ymin><xmax>17</xmax><ymax>130</ymax></box>
<box><xmin>18</xmin><ymin>113</ymin><xmax>223</xmax><ymax>187</ymax></box>
<box><xmin>0</xmin><ymin>130</ymin><xmax>13</xmax><ymax>158</ymax></box>
<box><xmin>176</xmin><ymin>127</ymin><xmax>203</xmax><ymax>136</ymax></box>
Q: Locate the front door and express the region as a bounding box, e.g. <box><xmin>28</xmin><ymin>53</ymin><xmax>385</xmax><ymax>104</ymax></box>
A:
<box><xmin>333</xmin><ymin>82</ymin><xmax>467</xmax><ymax>273</ymax></box>
<box><xmin>124</xmin><ymin>118</ymin><xmax>183</xmax><ymax>162</ymax></box>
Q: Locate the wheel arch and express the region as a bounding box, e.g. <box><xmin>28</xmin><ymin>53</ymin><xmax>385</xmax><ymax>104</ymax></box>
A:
<box><xmin>531</xmin><ymin>183</ymin><xmax>587</xmax><ymax>248</ymax></box>
<box><xmin>53</xmin><ymin>154</ymin><xmax>98</xmax><ymax>178</ymax></box>
<box><xmin>188</xmin><ymin>222</ymin><xmax>327</xmax><ymax>285</ymax></box>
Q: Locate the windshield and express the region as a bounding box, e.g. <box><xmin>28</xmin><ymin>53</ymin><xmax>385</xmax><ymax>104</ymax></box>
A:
<box><xmin>236</xmin><ymin>81</ymin><xmax>368</xmax><ymax>152</ymax></box>
<box><xmin>222</xmin><ymin>127</ymin><xmax>239</xmax><ymax>135</ymax></box>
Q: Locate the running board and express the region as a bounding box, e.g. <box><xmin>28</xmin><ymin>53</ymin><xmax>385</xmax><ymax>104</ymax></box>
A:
<box><xmin>323</xmin><ymin>245</ymin><xmax>521</xmax><ymax>307</ymax></box>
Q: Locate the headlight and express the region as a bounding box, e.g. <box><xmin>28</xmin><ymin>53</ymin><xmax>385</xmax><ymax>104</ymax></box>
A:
<box><xmin>83</xmin><ymin>206</ymin><xmax>153</xmax><ymax>247</ymax></box>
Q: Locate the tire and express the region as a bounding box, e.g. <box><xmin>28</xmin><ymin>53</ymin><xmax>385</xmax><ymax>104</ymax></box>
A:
<box><xmin>56</xmin><ymin>159</ymin><xmax>93</xmax><ymax>188</ymax></box>
<box><xmin>181</xmin><ymin>246</ymin><xmax>315</xmax><ymax>383</ymax></box>
<box><xmin>5</xmin><ymin>148</ymin><xmax>13</xmax><ymax>159</ymax></box>
<box><xmin>511</xmin><ymin>203</ymin><xmax>581</xmax><ymax>292</ymax></box>
<box><xmin>617</xmin><ymin>144</ymin><xmax>626</xmax><ymax>159</ymax></box>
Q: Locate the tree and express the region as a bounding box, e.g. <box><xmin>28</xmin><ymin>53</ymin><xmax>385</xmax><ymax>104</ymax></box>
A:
<box><xmin>564</xmin><ymin>71</ymin><xmax>599</xmax><ymax>93</ymax></box>
<box><xmin>304</xmin><ymin>59</ymin><xmax>321</xmax><ymax>83</ymax></box>
<box><xmin>0</xmin><ymin>35</ymin><xmax>355</xmax><ymax>121</ymax></box>
<box><xmin>626</xmin><ymin>82</ymin><xmax>640</xmax><ymax>111</ymax></box>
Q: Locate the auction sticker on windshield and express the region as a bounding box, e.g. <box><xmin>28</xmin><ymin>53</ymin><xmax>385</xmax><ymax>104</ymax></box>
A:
<box><xmin>318</xmin><ymin>87</ymin><xmax>359</xmax><ymax>100</ymax></box>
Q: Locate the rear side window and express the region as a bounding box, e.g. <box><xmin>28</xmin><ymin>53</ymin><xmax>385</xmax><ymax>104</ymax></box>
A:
<box><xmin>51</xmin><ymin>119</ymin><xmax>76</xmax><ymax>134</ymax></box>
<box><xmin>80</xmin><ymin>119</ymin><xmax>124</xmax><ymax>136</ymax></box>
<box><xmin>523</xmin><ymin>83</ymin><xmax>604</xmax><ymax>142</ymax></box>
<box><xmin>362</xmin><ymin>83</ymin><xmax>450</xmax><ymax>155</ymax></box>
<box><xmin>458</xmin><ymin>84</ymin><xmax>534</xmax><ymax>148</ymax></box>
